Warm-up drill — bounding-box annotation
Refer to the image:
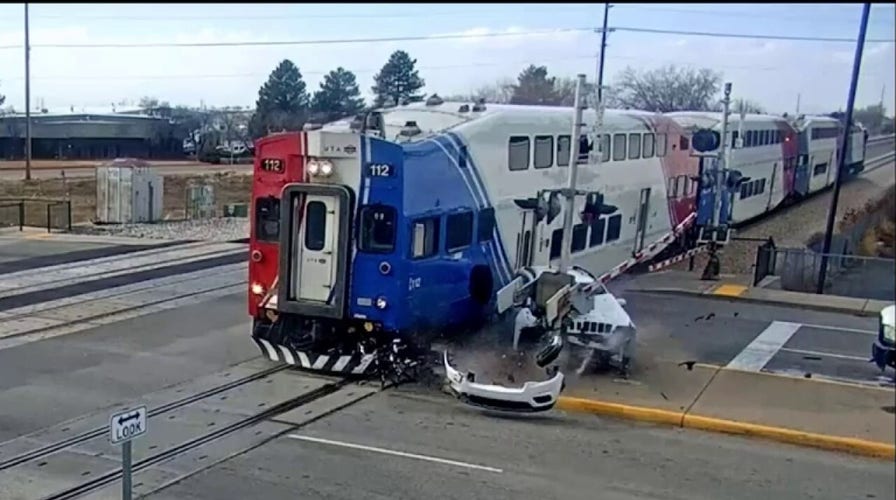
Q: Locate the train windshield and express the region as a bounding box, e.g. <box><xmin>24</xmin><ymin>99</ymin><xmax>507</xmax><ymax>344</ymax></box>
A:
<box><xmin>254</xmin><ymin>196</ymin><xmax>280</xmax><ymax>243</ymax></box>
<box><xmin>358</xmin><ymin>204</ymin><xmax>397</xmax><ymax>253</ymax></box>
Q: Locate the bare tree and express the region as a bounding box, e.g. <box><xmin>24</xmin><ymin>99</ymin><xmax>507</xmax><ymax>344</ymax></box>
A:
<box><xmin>610</xmin><ymin>65</ymin><xmax>723</xmax><ymax>112</ymax></box>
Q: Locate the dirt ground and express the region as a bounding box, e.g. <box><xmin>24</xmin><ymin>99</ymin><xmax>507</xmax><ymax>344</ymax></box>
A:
<box><xmin>0</xmin><ymin>170</ymin><xmax>253</xmax><ymax>228</ymax></box>
<box><xmin>0</xmin><ymin>159</ymin><xmax>205</xmax><ymax>170</ymax></box>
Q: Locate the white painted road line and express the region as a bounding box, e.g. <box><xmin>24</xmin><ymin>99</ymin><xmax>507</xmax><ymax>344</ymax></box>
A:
<box><xmin>726</xmin><ymin>321</ymin><xmax>803</xmax><ymax>372</ymax></box>
<box><xmin>287</xmin><ymin>434</ymin><xmax>504</xmax><ymax>474</ymax></box>
<box><xmin>779</xmin><ymin>347</ymin><xmax>870</xmax><ymax>362</ymax></box>
<box><xmin>796</xmin><ymin>323</ymin><xmax>877</xmax><ymax>336</ymax></box>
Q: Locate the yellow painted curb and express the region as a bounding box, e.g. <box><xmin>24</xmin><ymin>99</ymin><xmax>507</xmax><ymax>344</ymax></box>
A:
<box><xmin>556</xmin><ymin>397</ymin><xmax>684</xmax><ymax>427</ymax></box>
<box><xmin>557</xmin><ymin>396</ymin><xmax>895</xmax><ymax>460</ymax></box>
<box><xmin>711</xmin><ymin>283</ymin><xmax>748</xmax><ymax>297</ymax></box>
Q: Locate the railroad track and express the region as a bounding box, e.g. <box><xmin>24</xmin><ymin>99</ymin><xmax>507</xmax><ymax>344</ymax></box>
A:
<box><xmin>0</xmin><ymin>240</ymin><xmax>245</xmax><ymax>299</ymax></box>
<box><xmin>41</xmin><ymin>379</ymin><xmax>351</xmax><ymax>500</ymax></box>
<box><xmin>0</xmin><ymin>363</ymin><xmax>366</xmax><ymax>500</ymax></box>
<box><xmin>0</xmin><ymin>365</ymin><xmax>288</xmax><ymax>473</ymax></box>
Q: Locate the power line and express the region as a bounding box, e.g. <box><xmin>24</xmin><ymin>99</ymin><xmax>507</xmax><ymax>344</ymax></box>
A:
<box><xmin>611</xmin><ymin>26</ymin><xmax>895</xmax><ymax>43</ymax></box>
<box><xmin>0</xmin><ymin>27</ymin><xmax>597</xmax><ymax>50</ymax></box>
<box><xmin>2</xmin><ymin>54</ymin><xmax>600</xmax><ymax>81</ymax></box>
<box><xmin>20</xmin><ymin>6</ymin><xmax>599</xmax><ymax>22</ymax></box>
<box><xmin>2</xmin><ymin>23</ymin><xmax>894</xmax><ymax>51</ymax></box>
<box><xmin>6</xmin><ymin>53</ymin><xmax>889</xmax><ymax>84</ymax></box>
<box><xmin>617</xmin><ymin>5</ymin><xmax>895</xmax><ymax>25</ymax></box>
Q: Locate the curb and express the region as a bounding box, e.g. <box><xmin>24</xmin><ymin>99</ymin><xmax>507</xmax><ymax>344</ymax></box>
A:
<box><xmin>556</xmin><ymin>396</ymin><xmax>895</xmax><ymax>460</ymax></box>
<box><xmin>627</xmin><ymin>288</ymin><xmax>881</xmax><ymax>317</ymax></box>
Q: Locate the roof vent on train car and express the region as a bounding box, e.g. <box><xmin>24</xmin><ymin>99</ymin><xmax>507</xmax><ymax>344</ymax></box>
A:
<box><xmin>349</xmin><ymin>114</ymin><xmax>364</xmax><ymax>131</ymax></box>
<box><xmin>303</xmin><ymin>122</ymin><xmax>323</xmax><ymax>131</ymax></box>
<box><xmin>472</xmin><ymin>98</ymin><xmax>487</xmax><ymax>112</ymax></box>
<box><xmin>458</xmin><ymin>104</ymin><xmax>471</xmax><ymax>113</ymax></box>
<box><xmin>426</xmin><ymin>94</ymin><xmax>444</xmax><ymax>106</ymax></box>
<box><xmin>400</xmin><ymin>120</ymin><xmax>422</xmax><ymax>137</ymax></box>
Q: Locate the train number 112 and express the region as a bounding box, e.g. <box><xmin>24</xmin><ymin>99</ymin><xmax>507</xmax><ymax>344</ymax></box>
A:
<box><xmin>368</xmin><ymin>163</ymin><xmax>392</xmax><ymax>177</ymax></box>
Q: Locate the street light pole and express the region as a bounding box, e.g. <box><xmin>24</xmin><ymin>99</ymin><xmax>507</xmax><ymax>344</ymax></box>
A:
<box><xmin>24</xmin><ymin>3</ymin><xmax>32</xmax><ymax>181</ymax></box>
<box><xmin>816</xmin><ymin>2</ymin><xmax>870</xmax><ymax>294</ymax></box>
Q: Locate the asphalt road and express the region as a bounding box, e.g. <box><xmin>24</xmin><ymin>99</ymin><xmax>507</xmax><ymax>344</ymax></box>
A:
<box><xmin>144</xmin><ymin>388</ymin><xmax>895</xmax><ymax>500</ymax></box>
<box><xmin>616</xmin><ymin>289</ymin><xmax>890</xmax><ymax>387</ymax></box>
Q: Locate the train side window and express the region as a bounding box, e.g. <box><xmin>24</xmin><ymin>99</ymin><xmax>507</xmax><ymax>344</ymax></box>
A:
<box><xmin>606</xmin><ymin>214</ymin><xmax>622</xmax><ymax>242</ymax></box>
<box><xmin>477</xmin><ymin>207</ymin><xmax>495</xmax><ymax>242</ymax></box>
<box><xmin>550</xmin><ymin>228</ymin><xmax>563</xmax><ymax>260</ymax></box>
<box><xmin>675</xmin><ymin>176</ymin><xmax>686</xmax><ymax>198</ymax></box>
<box><xmin>643</xmin><ymin>133</ymin><xmax>655</xmax><ymax>158</ymax></box>
<box><xmin>571</xmin><ymin>223</ymin><xmax>587</xmax><ymax>252</ymax></box>
<box><xmin>763</xmin><ymin>130</ymin><xmax>770</xmax><ymax>145</ymax></box>
<box><xmin>557</xmin><ymin>135</ymin><xmax>571</xmax><ymax>167</ymax></box>
<box><xmin>578</xmin><ymin>135</ymin><xmax>592</xmax><ymax>163</ymax></box>
<box><xmin>254</xmin><ymin>196</ymin><xmax>280</xmax><ymax>243</ymax></box>
<box><xmin>612</xmin><ymin>134</ymin><xmax>626</xmax><ymax>161</ymax></box>
<box><xmin>508</xmin><ymin>136</ymin><xmax>530</xmax><ymax>171</ymax></box>
<box><xmin>600</xmin><ymin>134</ymin><xmax>611</xmax><ymax>162</ymax></box>
<box><xmin>731</xmin><ymin>130</ymin><xmax>739</xmax><ymax>148</ymax></box>
<box><xmin>745</xmin><ymin>131</ymin><xmax>753</xmax><ymax>147</ymax></box>
<box><xmin>739</xmin><ymin>183</ymin><xmax>748</xmax><ymax>199</ymax></box>
<box><xmin>358</xmin><ymin>204</ymin><xmax>396</xmax><ymax>253</ymax></box>
<box><xmin>446</xmin><ymin>211</ymin><xmax>473</xmax><ymax>252</ymax></box>
<box><xmin>534</xmin><ymin>135</ymin><xmax>554</xmax><ymax>169</ymax></box>
<box><xmin>411</xmin><ymin>217</ymin><xmax>440</xmax><ymax>259</ymax></box>
<box><xmin>759</xmin><ymin>178</ymin><xmax>766</xmax><ymax>193</ymax></box>
<box><xmin>628</xmin><ymin>133</ymin><xmax>642</xmax><ymax>160</ymax></box>
<box><xmin>589</xmin><ymin>217</ymin><xmax>605</xmax><ymax>247</ymax></box>
<box><xmin>304</xmin><ymin>201</ymin><xmax>327</xmax><ymax>251</ymax></box>
<box><xmin>679</xmin><ymin>136</ymin><xmax>690</xmax><ymax>151</ymax></box>
<box><xmin>667</xmin><ymin>177</ymin><xmax>677</xmax><ymax>197</ymax></box>
<box><xmin>656</xmin><ymin>133</ymin><xmax>667</xmax><ymax>156</ymax></box>
<box><xmin>814</xmin><ymin>163</ymin><xmax>827</xmax><ymax>176</ymax></box>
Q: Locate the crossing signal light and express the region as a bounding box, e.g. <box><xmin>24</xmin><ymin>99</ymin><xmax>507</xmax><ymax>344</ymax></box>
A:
<box><xmin>692</xmin><ymin>129</ymin><xmax>721</xmax><ymax>153</ymax></box>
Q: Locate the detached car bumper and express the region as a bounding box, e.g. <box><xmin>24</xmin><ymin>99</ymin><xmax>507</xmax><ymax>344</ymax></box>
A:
<box><xmin>443</xmin><ymin>352</ymin><xmax>565</xmax><ymax>412</ymax></box>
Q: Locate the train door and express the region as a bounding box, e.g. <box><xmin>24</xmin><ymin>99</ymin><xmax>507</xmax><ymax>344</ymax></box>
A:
<box><xmin>292</xmin><ymin>194</ymin><xmax>341</xmax><ymax>302</ymax></box>
<box><xmin>632</xmin><ymin>187</ymin><xmax>651</xmax><ymax>254</ymax></box>
<box><xmin>766</xmin><ymin>163</ymin><xmax>777</xmax><ymax>211</ymax></box>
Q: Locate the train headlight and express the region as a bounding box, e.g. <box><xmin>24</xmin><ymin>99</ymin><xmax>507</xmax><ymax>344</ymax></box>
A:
<box><xmin>319</xmin><ymin>160</ymin><xmax>334</xmax><ymax>177</ymax></box>
<box><xmin>307</xmin><ymin>159</ymin><xmax>320</xmax><ymax>175</ymax></box>
<box><xmin>251</xmin><ymin>282</ymin><xmax>265</xmax><ymax>296</ymax></box>
<box><xmin>375</xmin><ymin>296</ymin><xmax>388</xmax><ymax>310</ymax></box>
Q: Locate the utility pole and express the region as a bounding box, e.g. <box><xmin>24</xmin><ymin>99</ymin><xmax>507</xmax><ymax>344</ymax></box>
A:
<box><xmin>558</xmin><ymin>74</ymin><xmax>587</xmax><ymax>274</ymax></box>
<box><xmin>24</xmin><ymin>3</ymin><xmax>32</xmax><ymax>181</ymax></box>
<box><xmin>596</xmin><ymin>3</ymin><xmax>611</xmax><ymax>103</ymax></box>
<box><xmin>711</xmin><ymin>83</ymin><xmax>732</xmax><ymax>229</ymax></box>
<box><xmin>817</xmin><ymin>2</ymin><xmax>870</xmax><ymax>294</ymax></box>
<box><xmin>694</xmin><ymin>82</ymin><xmax>733</xmax><ymax>280</ymax></box>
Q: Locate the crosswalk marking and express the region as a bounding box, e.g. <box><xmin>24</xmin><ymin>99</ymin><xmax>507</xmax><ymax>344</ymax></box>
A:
<box><xmin>726</xmin><ymin>321</ymin><xmax>803</xmax><ymax>372</ymax></box>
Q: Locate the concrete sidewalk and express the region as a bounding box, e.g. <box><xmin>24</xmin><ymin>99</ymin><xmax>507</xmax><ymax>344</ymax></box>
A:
<box><xmin>558</xmin><ymin>360</ymin><xmax>895</xmax><ymax>459</ymax></box>
<box><xmin>624</xmin><ymin>269</ymin><xmax>891</xmax><ymax>317</ymax></box>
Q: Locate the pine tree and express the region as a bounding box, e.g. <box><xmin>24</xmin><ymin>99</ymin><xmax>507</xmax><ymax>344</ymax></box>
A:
<box><xmin>249</xmin><ymin>59</ymin><xmax>310</xmax><ymax>138</ymax></box>
<box><xmin>371</xmin><ymin>50</ymin><xmax>425</xmax><ymax>108</ymax></box>
<box><xmin>311</xmin><ymin>67</ymin><xmax>365</xmax><ymax>123</ymax></box>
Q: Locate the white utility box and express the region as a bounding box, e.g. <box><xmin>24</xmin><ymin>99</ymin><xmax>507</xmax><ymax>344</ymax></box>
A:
<box><xmin>95</xmin><ymin>159</ymin><xmax>164</xmax><ymax>223</ymax></box>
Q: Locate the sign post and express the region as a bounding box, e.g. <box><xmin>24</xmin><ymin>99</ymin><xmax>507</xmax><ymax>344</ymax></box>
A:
<box><xmin>109</xmin><ymin>406</ymin><xmax>147</xmax><ymax>500</ymax></box>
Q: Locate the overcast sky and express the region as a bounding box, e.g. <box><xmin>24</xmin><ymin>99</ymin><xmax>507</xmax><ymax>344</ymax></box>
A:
<box><xmin>0</xmin><ymin>3</ymin><xmax>893</xmax><ymax>115</ymax></box>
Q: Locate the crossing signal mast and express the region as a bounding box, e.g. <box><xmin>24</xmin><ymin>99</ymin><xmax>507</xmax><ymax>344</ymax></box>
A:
<box><xmin>691</xmin><ymin>82</ymin><xmax>750</xmax><ymax>279</ymax></box>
